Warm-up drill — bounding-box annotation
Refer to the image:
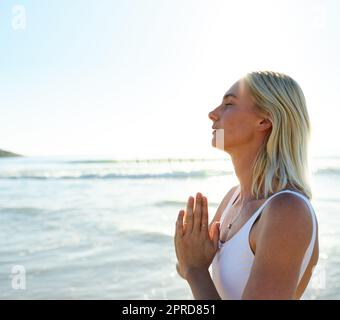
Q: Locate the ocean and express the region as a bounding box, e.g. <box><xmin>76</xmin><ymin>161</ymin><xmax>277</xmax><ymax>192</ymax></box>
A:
<box><xmin>0</xmin><ymin>156</ymin><xmax>339</xmax><ymax>299</ymax></box>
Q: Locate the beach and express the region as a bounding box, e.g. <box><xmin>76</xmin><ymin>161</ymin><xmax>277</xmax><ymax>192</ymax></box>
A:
<box><xmin>0</xmin><ymin>156</ymin><xmax>339</xmax><ymax>299</ymax></box>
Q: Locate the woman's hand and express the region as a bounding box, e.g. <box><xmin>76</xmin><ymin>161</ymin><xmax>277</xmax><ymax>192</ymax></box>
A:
<box><xmin>174</xmin><ymin>192</ymin><xmax>220</xmax><ymax>280</ymax></box>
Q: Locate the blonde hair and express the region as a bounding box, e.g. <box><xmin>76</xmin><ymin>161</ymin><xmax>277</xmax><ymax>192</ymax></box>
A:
<box><xmin>243</xmin><ymin>71</ymin><xmax>312</xmax><ymax>199</ymax></box>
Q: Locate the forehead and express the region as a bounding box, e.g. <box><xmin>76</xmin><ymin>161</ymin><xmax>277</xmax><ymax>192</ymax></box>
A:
<box><xmin>223</xmin><ymin>79</ymin><xmax>250</xmax><ymax>101</ymax></box>
<box><xmin>223</xmin><ymin>80</ymin><xmax>240</xmax><ymax>100</ymax></box>
<box><xmin>223</xmin><ymin>79</ymin><xmax>258</xmax><ymax>112</ymax></box>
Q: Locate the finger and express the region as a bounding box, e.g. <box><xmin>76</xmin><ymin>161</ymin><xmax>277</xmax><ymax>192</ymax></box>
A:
<box><xmin>183</xmin><ymin>202</ymin><xmax>188</xmax><ymax>233</ymax></box>
<box><xmin>213</xmin><ymin>221</ymin><xmax>220</xmax><ymax>250</ymax></box>
<box><xmin>193</xmin><ymin>192</ymin><xmax>202</xmax><ymax>233</ymax></box>
<box><xmin>201</xmin><ymin>196</ymin><xmax>209</xmax><ymax>236</ymax></box>
<box><xmin>208</xmin><ymin>221</ymin><xmax>213</xmax><ymax>237</ymax></box>
<box><xmin>209</xmin><ymin>220</ymin><xmax>217</xmax><ymax>240</ymax></box>
<box><xmin>174</xmin><ymin>210</ymin><xmax>182</xmax><ymax>244</ymax></box>
<box><xmin>185</xmin><ymin>196</ymin><xmax>194</xmax><ymax>234</ymax></box>
<box><xmin>176</xmin><ymin>210</ymin><xmax>185</xmax><ymax>237</ymax></box>
<box><xmin>174</xmin><ymin>210</ymin><xmax>184</xmax><ymax>260</ymax></box>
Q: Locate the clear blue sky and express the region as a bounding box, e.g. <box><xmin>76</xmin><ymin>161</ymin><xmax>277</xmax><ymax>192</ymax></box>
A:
<box><xmin>1</xmin><ymin>0</ymin><xmax>339</xmax><ymax>158</ymax></box>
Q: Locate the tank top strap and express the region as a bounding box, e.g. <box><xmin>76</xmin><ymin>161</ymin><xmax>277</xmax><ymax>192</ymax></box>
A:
<box><xmin>245</xmin><ymin>189</ymin><xmax>317</xmax><ymax>233</ymax></box>
<box><xmin>254</xmin><ymin>189</ymin><xmax>314</xmax><ymax>218</ymax></box>
<box><xmin>220</xmin><ymin>185</ymin><xmax>241</xmax><ymax>225</ymax></box>
<box><xmin>246</xmin><ymin>189</ymin><xmax>297</xmax><ymax>226</ymax></box>
<box><xmin>222</xmin><ymin>187</ymin><xmax>295</xmax><ymax>226</ymax></box>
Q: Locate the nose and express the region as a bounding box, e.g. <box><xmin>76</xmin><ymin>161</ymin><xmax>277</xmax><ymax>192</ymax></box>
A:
<box><xmin>208</xmin><ymin>109</ymin><xmax>218</xmax><ymax>121</ymax></box>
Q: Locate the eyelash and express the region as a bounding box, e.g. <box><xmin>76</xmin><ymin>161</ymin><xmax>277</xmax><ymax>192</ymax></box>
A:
<box><xmin>224</xmin><ymin>104</ymin><xmax>232</xmax><ymax>108</ymax></box>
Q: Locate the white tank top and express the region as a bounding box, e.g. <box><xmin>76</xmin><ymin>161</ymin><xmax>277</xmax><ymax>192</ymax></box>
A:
<box><xmin>211</xmin><ymin>185</ymin><xmax>317</xmax><ymax>300</ymax></box>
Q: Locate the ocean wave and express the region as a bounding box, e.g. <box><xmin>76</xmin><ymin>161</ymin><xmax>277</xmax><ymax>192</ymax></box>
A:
<box><xmin>313</xmin><ymin>168</ymin><xmax>340</xmax><ymax>175</ymax></box>
<box><xmin>153</xmin><ymin>200</ymin><xmax>185</xmax><ymax>207</ymax></box>
<box><xmin>0</xmin><ymin>207</ymin><xmax>46</xmax><ymax>215</ymax></box>
<box><xmin>0</xmin><ymin>169</ymin><xmax>232</xmax><ymax>180</ymax></box>
<box><xmin>154</xmin><ymin>199</ymin><xmax>220</xmax><ymax>207</ymax></box>
<box><xmin>315</xmin><ymin>197</ymin><xmax>340</xmax><ymax>203</ymax></box>
<box><xmin>1</xmin><ymin>166</ymin><xmax>338</xmax><ymax>180</ymax></box>
<box><xmin>66</xmin><ymin>158</ymin><xmax>225</xmax><ymax>164</ymax></box>
<box><xmin>116</xmin><ymin>228</ymin><xmax>173</xmax><ymax>243</ymax></box>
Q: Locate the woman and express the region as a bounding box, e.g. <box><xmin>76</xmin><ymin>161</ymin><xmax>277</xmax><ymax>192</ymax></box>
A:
<box><xmin>174</xmin><ymin>71</ymin><xmax>319</xmax><ymax>300</ymax></box>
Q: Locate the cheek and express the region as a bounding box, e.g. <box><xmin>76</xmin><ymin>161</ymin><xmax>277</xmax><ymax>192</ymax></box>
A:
<box><xmin>222</xmin><ymin>114</ymin><xmax>254</xmax><ymax>138</ymax></box>
<box><xmin>221</xmin><ymin>113</ymin><xmax>243</xmax><ymax>132</ymax></box>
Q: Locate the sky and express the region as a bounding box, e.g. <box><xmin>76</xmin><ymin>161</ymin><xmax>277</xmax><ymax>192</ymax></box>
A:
<box><xmin>1</xmin><ymin>0</ymin><xmax>340</xmax><ymax>159</ymax></box>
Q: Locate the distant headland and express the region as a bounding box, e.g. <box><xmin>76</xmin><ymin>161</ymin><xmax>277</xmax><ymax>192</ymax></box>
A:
<box><xmin>0</xmin><ymin>149</ymin><xmax>22</xmax><ymax>157</ymax></box>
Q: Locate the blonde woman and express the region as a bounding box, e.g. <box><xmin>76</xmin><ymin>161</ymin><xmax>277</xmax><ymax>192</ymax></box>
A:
<box><xmin>174</xmin><ymin>71</ymin><xmax>319</xmax><ymax>300</ymax></box>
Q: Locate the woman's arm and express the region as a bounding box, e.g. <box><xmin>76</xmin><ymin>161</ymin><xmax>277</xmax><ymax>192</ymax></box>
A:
<box><xmin>186</xmin><ymin>268</ymin><xmax>221</xmax><ymax>300</ymax></box>
<box><xmin>241</xmin><ymin>193</ymin><xmax>313</xmax><ymax>299</ymax></box>
<box><xmin>174</xmin><ymin>193</ymin><xmax>222</xmax><ymax>300</ymax></box>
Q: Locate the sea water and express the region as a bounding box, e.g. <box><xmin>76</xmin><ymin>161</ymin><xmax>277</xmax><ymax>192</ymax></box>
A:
<box><xmin>0</xmin><ymin>156</ymin><xmax>339</xmax><ymax>299</ymax></box>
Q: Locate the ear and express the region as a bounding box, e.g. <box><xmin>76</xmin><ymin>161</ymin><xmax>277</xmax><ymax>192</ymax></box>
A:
<box><xmin>258</xmin><ymin>118</ymin><xmax>272</xmax><ymax>132</ymax></box>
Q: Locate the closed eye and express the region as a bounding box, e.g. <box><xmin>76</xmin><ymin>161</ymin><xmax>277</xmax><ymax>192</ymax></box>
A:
<box><xmin>224</xmin><ymin>104</ymin><xmax>232</xmax><ymax>107</ymax></box>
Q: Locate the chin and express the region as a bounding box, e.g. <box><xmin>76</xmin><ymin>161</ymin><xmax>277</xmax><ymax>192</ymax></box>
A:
<box><xmin>212</xmin><ymin>136</ymin><xmax>226</xmax><ymax>151</ymax></box>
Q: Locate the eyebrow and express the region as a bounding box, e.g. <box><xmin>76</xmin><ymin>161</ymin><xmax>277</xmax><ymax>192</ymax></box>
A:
<box><xmin>223</xmin><ymin>93</ymin><xmax>238</xmax><ymax>100</ymax></box>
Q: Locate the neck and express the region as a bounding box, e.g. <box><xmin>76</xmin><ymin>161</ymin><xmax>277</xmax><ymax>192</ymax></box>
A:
<box><xmin>229</xmin><ymin>143</ymin><xmax>263</xmax><ymax>203</ymax></box>
<box><xmin>230</xmin><ymin>148</ymin><xmax>291</xmax><ymax>204</ymax></box>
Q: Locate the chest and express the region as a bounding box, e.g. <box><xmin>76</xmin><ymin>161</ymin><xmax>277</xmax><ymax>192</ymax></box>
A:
<box><xmin>219</xmin><ymin>199</ymin><xmax>267</xmax><ymax>252</ymax></box>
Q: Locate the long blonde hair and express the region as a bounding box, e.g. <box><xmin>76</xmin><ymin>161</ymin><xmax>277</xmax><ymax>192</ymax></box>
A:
<box><xmin>243</xmin><ymin>71</ymin><xmax>312</xmax><ymax>199</ymax></box>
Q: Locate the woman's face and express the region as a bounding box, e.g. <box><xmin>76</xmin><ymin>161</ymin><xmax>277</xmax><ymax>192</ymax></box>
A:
<box><xmin>208</xmin><ymin>78</ymin><xmax>270</xmax><ymax>153</ymax></box>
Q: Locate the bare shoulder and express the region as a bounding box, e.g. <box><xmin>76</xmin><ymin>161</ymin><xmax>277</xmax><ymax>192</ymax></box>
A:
<box><xmin>242</xmin><ymin>192</ymin><xmax>316</xmax><ymax>299</ymax></box>
<box><xmin>259</xmin><ymin>192</ymin><xmax>313</xmax><ymax>247</ymax></box>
